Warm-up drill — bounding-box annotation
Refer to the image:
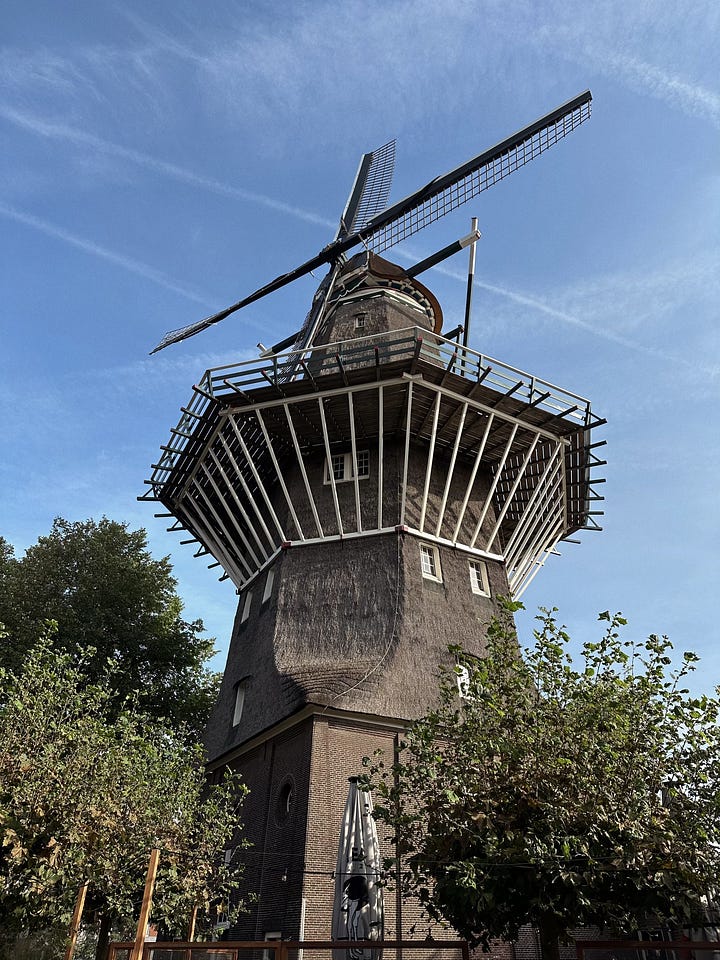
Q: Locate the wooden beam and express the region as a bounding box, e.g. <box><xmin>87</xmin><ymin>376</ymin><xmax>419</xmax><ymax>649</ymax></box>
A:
<box><xmin>470</xmin><ymin>423</ymin><xmax>519</xmax><ymax>549</ymax></box>
<box><xmin>131</xmin><ymin>848</ymin><xmax>160</xmax><ymax>960</ymax></box>
<box><xmin>435</xmin><ymin>402</ymin><xmax>468</xmax><ymax>538</ymax></box>
<box><xmin>452</xmin><ymin>412</ymin><xmax>495</xmax><ymax>543</ymax></box>
<box><xmin>347</xmin><ymin>392</ymin><xmax>363</xmax><ymax>533</ymax></box>
<box><xmin>64</xmin><ymin>881</ymin><xmax>88</xmax><ymax>960</ymax></box>
<box><xmin>485</xmin><ymin>433</ymin><xmax>541</xmax><ymax>553</ymax></box>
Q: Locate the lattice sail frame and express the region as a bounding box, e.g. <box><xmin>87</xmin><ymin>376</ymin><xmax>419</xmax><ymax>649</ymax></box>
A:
<box><xmin>143</xmin><ymin>328</ymin><xmax>604</xmax><ymax>598</ymax></box>
<box><xmin>341</xmin><ymin>139</ymin><xmax>396</xmax><ymax>237</ymax></box>
<box><xmin>365</xmin><ymin>97</ymin><xmax>591</xmax><ymax>254</ymax></box>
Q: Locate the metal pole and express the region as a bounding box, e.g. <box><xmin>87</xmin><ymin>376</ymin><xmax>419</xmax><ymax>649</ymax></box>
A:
<box><xmin>462</xmin><ymin>217</ymin><xmax>479</xmax><ymax>374</ymax></box>
<box><xmin>131</xmin><ymin>848</ymin><xmax>160</xmax><ymax>960</ymax></box>
<box><xmin>64</xmin><ymin>881</ymin><xmax>88</xmax><ymax>960</ymax></box>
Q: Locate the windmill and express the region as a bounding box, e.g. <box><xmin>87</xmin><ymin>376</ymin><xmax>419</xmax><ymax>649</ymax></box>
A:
<box><xmin>141</xmin><ymin>91</ymin><xmax>604</xmax><ymax>948</ymax></box>
<box><xmin>151</xmin><ymin>90</ymin><xmax>592</xmax><ymax>356</ymax></box>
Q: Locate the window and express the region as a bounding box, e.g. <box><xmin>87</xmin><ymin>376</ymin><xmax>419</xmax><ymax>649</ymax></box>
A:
<box><xmin>275</xmin><ymin>777</ymin><xmax>295</xmax><ymax>825</ymax></box>
<box><xmin>233</xmin><ymin>680</ymin><xmax>247</xmax><ymax>726</ymax></box>
<box><xmin>331</xmin><ymin>453</ymin><xmax>345</xmax><ymax>481</ymax></box>
<box><xmin>456</xmin><ymin>664</ymin><xmax>471</xmax><ymax>698</ymax></box>
<box><xmin>279</xmin><ymin>783</ymin><xmax>293</xmax><ymax>816</ymax></box>
<box><xmin>324</xmin><ymin>450</ymin><xmax>370</xmax><ymax>483</ymax></box>
<box><xmin>354</xmin><ymin>312</ymin><xmax>367</xmax><ymax>331</ymax></box>
<box><xmin>469</xmin><ymin>559</ymin><xmax>490</xmax><ymax>596</ymax></box>
<box><xmin>420</xmin><ymin>543</ymin><xmax>442</xmax><ymax>582</ymax></box>
<box><xmin>356</xmin><ymin>449</ymin><xmax>369</xmax><ymax>478</ymax></box>
<box><xmin>262</xmin><ymin>568</ymin><xmax>275</xmax><ymax>604</ymax></box>
<box><xmin>264</xmin><ymin>932</ymin><xmax>282</xmax><ymax>960</ymax></box>
<box><xmin>240</xmin><ymin>590</ymin><xmax>253</xmax><ymax>624</ymax></box>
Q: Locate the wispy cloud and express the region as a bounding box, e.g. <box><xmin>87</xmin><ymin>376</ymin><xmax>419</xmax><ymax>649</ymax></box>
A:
<box><xmin>534</xmin><ymin>8</ymin><xmax>720</xmax><ymax>128</ymax></box>
<box><xmin>0</xmin><ymin>105</ymin><xmax>336</xmax><ymax>229</ymax></box>
<box><xmin>603</xmin><ymin>52</ymin><xmax>720</xmax><ymax>127</ymax></box>
<box><xmin>0</xmin><ymin>200</ymin><xmax>211</xmax><ymax>305</ymax></box>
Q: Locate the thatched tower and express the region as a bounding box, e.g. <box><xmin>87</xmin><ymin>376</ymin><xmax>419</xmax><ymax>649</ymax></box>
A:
<box><xmin>145</xmin><ymin>251</ymin><xmax>603</xmax><ymax>943</ymax></box>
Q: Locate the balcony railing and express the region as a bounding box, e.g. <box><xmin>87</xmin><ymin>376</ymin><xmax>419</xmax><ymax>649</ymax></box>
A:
<box><xmin>144</xmin><ymin>327</ymin><xmax>594</xmax><ymax>497</ymax></box>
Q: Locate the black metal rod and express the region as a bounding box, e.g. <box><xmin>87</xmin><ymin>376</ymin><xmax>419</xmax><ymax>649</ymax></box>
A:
<box><xmin>270</xmin><ymin>330</ymin><xmax>302</xmax><ymax>354</ymax></box>
<box><xmin>406</xmin><ymin>229</ymin><xmax>480</xmax><ymax>277</ymax></box>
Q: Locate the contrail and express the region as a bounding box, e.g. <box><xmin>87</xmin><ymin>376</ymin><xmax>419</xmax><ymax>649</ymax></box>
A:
<box><xmin>0</xmin><ymin>105</ymin><xmax>337</xmax><ymax>229</ymax></box>
<box><xmin>0</xmin><ymin>201</ymin><xmax>211</xmax><ymax>306</ymax></box>
<box><xmin>420</xmin><ymin>259</ymin><xmax>717</xmax><ymax>375</ymax></box>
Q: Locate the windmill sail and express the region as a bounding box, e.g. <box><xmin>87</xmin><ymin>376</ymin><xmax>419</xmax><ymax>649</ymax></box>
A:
<box><xmin>339</xmin><ymin>140</ymin><xmax>396</xmax><ymax>238</ymax></box>
<box><xmin>362</xmin><ymin>90</ymin><xmax>591</xmax><ymax>253</ymax></box>
<box><xmin>151</xmin><ymin>90</ymin><xmax>591</xmax><ymax>353</ymax></box>
<box><xmin>332</xmin><ymin>778</ymin><xmax>384</xmax><ymax>960</ymax></box>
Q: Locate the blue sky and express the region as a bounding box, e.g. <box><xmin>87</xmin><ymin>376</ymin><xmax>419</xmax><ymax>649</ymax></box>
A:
<box><xmin>2</xmin><ymin>1</ymin><xmax>718</xmax><ymax>687</ymax></box>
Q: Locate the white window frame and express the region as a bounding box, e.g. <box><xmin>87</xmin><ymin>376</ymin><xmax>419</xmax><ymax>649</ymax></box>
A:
<box><xmin>262</xmin><ymin>567</ymin><xmax>275</xmax><ymax>604</ymax></box>
<box><xmin>233</xmin><ymin>680</ymin><xmax>247</xmax><ymax>726</ymax></box>
<box><xmin>420</xmin><ymin>543</ymin><xmax>442</xmax><ymax>583</ymax></box>
<box><xmin>324</xmin><ymin>450</ymin><xmax>370</xmax><ymax>484</ymax></box>
<box><xmin>469</xmin><ymin>559</ymin><xmax>490</xmax><ymax>596</ymax></box>
<box><xmin>456</xmin><ymin>664</ymin><xmax>471</xmax><ymax>699</ymax></box>
<box><xmin>240</xmin><ymin>590</ymin><xmax>253</xmax><ymax>624</ymax></box>
<box><xmin>354</xmin><ymin>312</ymin><xmax>367</xmax><ymax>331</ymax></box>
<box><xmin>264</xmin><ymin>932</ymin><xmax>283</xmax><ymax>960</ymax></box>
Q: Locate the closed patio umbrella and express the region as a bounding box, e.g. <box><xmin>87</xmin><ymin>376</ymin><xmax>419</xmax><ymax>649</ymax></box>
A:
<box><xmin>332</xmin><ymin>777</ymin><xmax>384</xmax><ymax>960</ymax></box>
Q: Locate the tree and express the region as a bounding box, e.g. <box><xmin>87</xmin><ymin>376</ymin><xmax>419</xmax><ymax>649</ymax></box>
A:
<box><xmin>0</xmin><ymin>631</ymin><xmax>247</xmax><ymax>960</ymax></box>
<box><xmin>365</xmin><ymin>604</ymin><xmax>720</xmax><ymax>960</ymax></box>
<box><xmin>0</xmin><ymin>517</ymin><xmax>218</xmax><ymax>736</ymax></box>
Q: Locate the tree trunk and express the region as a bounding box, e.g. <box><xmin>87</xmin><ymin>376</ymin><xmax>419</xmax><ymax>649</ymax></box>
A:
<box><xmin>94</xmin><ymin>913</ymin><xmax>112</xmax><ymax>960</ymax></box>
<box><xmin>537</xmin><ymin>915</ymin><xmax>562</xmax><ymax>960</ymax></box>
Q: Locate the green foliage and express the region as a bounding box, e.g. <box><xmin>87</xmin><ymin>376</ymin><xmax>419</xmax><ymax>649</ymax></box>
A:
<box><xmin>0</xmin><ymin>633</ymin><xmax>247</xmax><ymax>945</ymax></box>
<box><xmin>0</xmin><ymin>517</ymin><xmax>219</xmax><ymax>736</ymax></box>
<box><xmin>365</xmin><ymin>604</ymin><xmax>720</xmax><ymax>957</ymax></box>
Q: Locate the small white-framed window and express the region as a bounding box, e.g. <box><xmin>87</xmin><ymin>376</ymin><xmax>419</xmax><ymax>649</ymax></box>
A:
<box><xmin>264</xmin><ymin>932</ymin><xmax>283</xmax><ymax>960</ymax></box>
<box><xmin>356</xmin><ymin>449</ymin><xmax>370</xmax><ymax>478</ymax></box>
<box><xmin>240</xmin><ymin>590</ymin><xmax>253</xmax><ymax>624</ymax></box>
<box><xmin>469</xmin><ymin>559</ymin><xmax>490</xmax><ymax>596</ymax></box>
<box><xmin>420</xmin><ymin>543</ymin><xmax>442</xmax><ymax>583</ymax></box>
<box><xmin>324</xmin><ymin>450</ymin><xmax>370</xmax><ymax>483</ymax></box>
<box><xmin>354</xmin><ymin>312</ymin><xmax>367</xmax><ymax>331</ymax></box>
<box><xmin>233</xmin><ymin>679</ymin><xmax>247</xmax><ymax>726</ymax></box>
<box><xmin>330</xmin><ymin>452</ymin><xmax>345</xmax><ymax>481</ymax></box>
<box><xmin>262</xmin><ymin>568</ymin><xmax>275</xmax><ymax>604</ymax></box>
<box><xmin>456</xmin><ymin>664</ymin><xmax>471</xmax><ymax>699</ymax></box>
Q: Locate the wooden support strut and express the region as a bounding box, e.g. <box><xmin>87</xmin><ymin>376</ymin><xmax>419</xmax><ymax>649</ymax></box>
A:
<box><xmin>64</xmin><ymin>881</ymin><xmax>88</xmax><ymax>960</ymax></box>
<box><xmin>131</xmin><ymin>848</ymin><xmax>160</xmax><ymax>960</ymax></box>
